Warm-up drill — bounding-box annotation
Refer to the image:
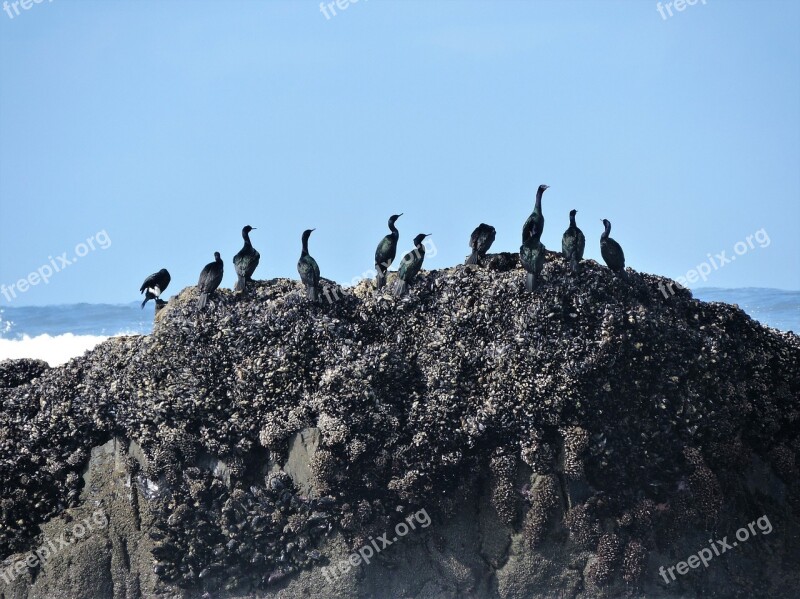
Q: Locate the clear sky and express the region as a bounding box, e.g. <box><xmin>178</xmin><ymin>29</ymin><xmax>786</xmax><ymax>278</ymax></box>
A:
<box><xmin>1</xmin><ymin>0</ymin><xmax>798</xmax><ymax>306</ymax></box>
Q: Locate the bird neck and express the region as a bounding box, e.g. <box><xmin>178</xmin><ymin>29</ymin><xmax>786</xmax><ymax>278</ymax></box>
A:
<box><xmin>569</xmin><ymin>214</ymin><xmax>576</xmax><ymax>228</ymax></box>
<box><xmin>301</xmin><ymin>237</ymin><xmax>310</xmax><ymax>256</ymax></box>
<box><xmin>601</xmin><ymin>224</ymin><xmax>610</xmax><ymax>239</ymax></box>
<box><xmin>388</xmin><ymin>221</ymin><xmax>399</xmax><ymax>236</ymax></box>
<box><xmin>535</xmin><ymin>188</ymin><xmax>545</xmax><ymax>211</ymax></box>
<box><xmin>242</xmin><ymin>230</ymin><xmax>252</xmax><ymax>248</ymax></box>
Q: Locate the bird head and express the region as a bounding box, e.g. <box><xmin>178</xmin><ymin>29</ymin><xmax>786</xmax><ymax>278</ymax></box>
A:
<box><xmin>601</xmin><ymin>219</ymin><xmax>611</xmax><ymax>230</ymax></box>
<box><xmin>242</xmin><ymin>225</ymin><xmax>256</xmax><ymax>234</ymax></box>
<box><xmin>213</xmin><ymin>251</ymin><xmax>221</xmax><ymax>261</ymax></box>
<box><xmin>538</xmin><ymin>184</ymin><xmax>550</xmax><ymax>192</ymax></box>
<box><xmin>570</xmin><ymin>209</ymin><xmax>577</xmax><ymax>218</ymax></box>
<box><xmin>390</xmin><ymin>213</ymin><xmax>403</xmax><ymax>223</ymax></box>
<box><xmin>413</xmin><ymin>233</ymin><xmax>431</xmax><ymax>246</ymax></box>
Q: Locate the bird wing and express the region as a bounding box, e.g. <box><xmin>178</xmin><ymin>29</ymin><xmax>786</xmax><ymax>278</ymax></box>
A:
<box><xmin>375</xmin><ymin>235</ymin><xmax>397</xmax><ymax>268</ymax></box>
<box><xmin>140</xmin><ymin>272</ymin><xmax>160</xmax><ymax>293</ymax></box>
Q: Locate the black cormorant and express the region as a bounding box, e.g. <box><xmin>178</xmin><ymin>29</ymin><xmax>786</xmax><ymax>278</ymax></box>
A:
<box><xmin>600</xmin><ymin>219</ymin><xmax>626</xmax><ymax>274</ymax></box>
<box><xmin>466</xmin><ymin>223</ymin><xmax>496</xmax><ymax>265</ymax></box>
<box><xmin>561</xmin><ymin>209</ymin><xmax>585</xmax><ymax>273</ymax></box>
<box><xmin>394</xmin><ymin>233</ymin><xmax>431</xmax><ymax>297</ymax></box>
<box><xmin>520</xmin><ymin>221</ymin><xmax>545</xmax><ymax>292</ymax></box>
<box><xmin>374</xmin><ymin>214</ymin><xmax>402</xmax><ymax>290</ymax></box>
<box><xmin>522</xmin><ymin>184</ymin><xmax>549</xmax><ymax>243</ymax></box>
<box><xmin>197</xmin><ymin>252</ymin><xmax>224</xmax><ymax>309</ymax></box>
<box><xmin>233</xmin><ymin>225</ymin><xmax>260</xmax><ymax>292</ymax></box>
<box><xmin>139</xmin><ymin>268</ymin><xmax>171</xmax><ymax>309</ymax></box>
<box><xmin>297</xmin><ymin>229</ymin><xmax>321</xmax><ymax>301</ymax></box>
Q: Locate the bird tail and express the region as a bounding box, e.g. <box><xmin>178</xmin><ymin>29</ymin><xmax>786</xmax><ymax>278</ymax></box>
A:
<box><xmin>306</xmin><ymin>284</ymin><xmax>318</xmax><ymax>302</ymax></box>
<box><xmin>525</xmin><ymin>272</ymin><xmax>536</xmax><ymax>292</ymax></box>
<box><xmin>234</xmin><ymin>274</ymin><xmax>246</xmax><ymax>292</ymax></box>
<box><xmin>465</xmin><ymin>250</ymin><xmax>479</xmax><ymax>265</ymax></box>
<box><xmin>198</xmin><ymin>293</ymin><xmax>208</xmax><ymax>309</ymax></box>
<box><xmin>141</xmin><ymin>291</ymin><xmax>155</xmax><ymax>309</ymax></box>
<box><xmin>394</xmin><ymin>280</ymin><xmax>408</xmax><ymax>297</ymax></box>
<box><xmin>375</xmin><ymin>270</ymin><xmax>386</xmax><ymax>290</ymax></box>
<box><xmin>571</xmin><ymin>256</ymin><xmax>580</xmax><ymax>274</ymax></box>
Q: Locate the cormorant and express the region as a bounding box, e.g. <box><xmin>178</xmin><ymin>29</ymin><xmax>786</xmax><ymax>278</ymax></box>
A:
<box><xmin>394</xmin><ymin>233</ymin><xmax>431</xmax><ymax>297</ymax></box>
<box><xmin>374</xmin><ymin>214</ymin><xmax>402</xmax><ymax>290</ymax></box>
<box><xmin>297</xmin><ymin>229</ymin><xmax>321</xmax><ymax>301</ymax></box>
<box><xmin>197</xmin><ymin>252</ymin><xmax>224</xmax><ymax>309</ymax></box>
<box><xmin>561</xmin><ymin>209</ymin><xmax>585</xmax><ymax>273</ymax></box>
<box><xmin>600</xmin><ymin>219</ymin><xmax>626</xmax><ymax>274</ymax></box>
<box><xmin>233</xmin><ymin>225</ymin><xmax>260</xmax><ymax>292</ymax></box>
<box><xmin>522</xmin><ymin>184</ymin><xmax>549</xmax><ymax>243</ymax></box>
<box><xmin>466</xmin><ymin>223</ymin><xmax>496</xmax><ymax>265</ymax></box>
<box><xmin>139</xmin><ymin>268</ymin><xmax>171</xmax><ymax>309</ymax></box>
<box><xmin>520</xmin><ymin>221</ymin><xmax>546</xmax><ymax>292</ymax></box>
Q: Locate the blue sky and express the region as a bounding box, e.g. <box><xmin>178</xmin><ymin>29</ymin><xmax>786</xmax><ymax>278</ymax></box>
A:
<box><xmin>1</xmin><ymin>0</ymin><xmax>798</xmax><ymax>306</ymax></box>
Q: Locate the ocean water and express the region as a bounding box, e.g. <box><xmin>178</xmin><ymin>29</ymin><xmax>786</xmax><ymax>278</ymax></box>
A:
<box><xmin>0</xmin><ymin>289</ymin><xmax>798</xmax><ymax>367</ymax></box>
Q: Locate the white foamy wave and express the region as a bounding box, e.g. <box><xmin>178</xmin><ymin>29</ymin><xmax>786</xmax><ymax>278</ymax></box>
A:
<box><xmin>0</xmin><ymin>333</ymin><xmax>111</xmax><ymax>367</ymax></box>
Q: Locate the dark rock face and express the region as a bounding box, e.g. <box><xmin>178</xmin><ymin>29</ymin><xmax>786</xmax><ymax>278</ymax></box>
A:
<box><xmin>1</xmin><ymin>256</ymin><xmax>799</xmax><ymax>598</ymax></box>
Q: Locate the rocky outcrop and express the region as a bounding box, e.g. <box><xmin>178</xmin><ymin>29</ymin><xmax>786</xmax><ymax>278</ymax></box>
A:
<box><xmin>1</xmin><ymin>254</ymin><xmax>799</xmax><ymax>598</ymax></box>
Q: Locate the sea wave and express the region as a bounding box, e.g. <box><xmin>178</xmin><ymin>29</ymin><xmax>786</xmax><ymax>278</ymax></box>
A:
<box><xmin>0</xmin><ymin>333</ymin><xmax>113</xmax><ymax>367</ymax></box>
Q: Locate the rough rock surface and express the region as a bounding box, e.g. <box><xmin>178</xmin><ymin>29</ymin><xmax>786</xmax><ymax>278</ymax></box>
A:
<box><xmin>1</xmin><ymin>254</ymin><xmax>799</xmax><ymax>598</ymax></box>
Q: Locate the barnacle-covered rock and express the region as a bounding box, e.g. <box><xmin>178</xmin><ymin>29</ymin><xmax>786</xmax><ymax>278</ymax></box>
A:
<box><xmin>0</xmin><ymin>260</ymin><xmax>798</xmax><ymax>597</ymax></box>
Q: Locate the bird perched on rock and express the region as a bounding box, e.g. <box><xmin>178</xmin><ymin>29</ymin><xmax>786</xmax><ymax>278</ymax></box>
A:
<box><xmin>600</xmin><ymin>219</ymin><xmax>626</xmax><ymax>275</ymax></box>
<box><xmin>139</xmin><ymin>269</ymin><xmax>171</xmax><ymax>309</ymax></box>
<box><xmin>197</xmin><ymin>252</ymin><xmax>224</xmax><ymax>309</ymax></box>
<box><xmin>466</xmin><ymin>223</ymin><xmax>496</xmax><ymax>265</ymax></box>
<box><xmin>297</xmin><ymin>229</ymin><xmax>321</xmax><ymax>301</ymax></box>
<box><xmin>374</xmin><ymin>214</ymin><xmax>402</xmax><ymax>290</ymax></box>
<box><xmin>520</xmin><ymin>221</ymin><xmax>546</xmax><ymax>292</ymax></box>
<box><xmin>233</xmin><ymin>225</ymin><xmax>260</xmax><ymax>293</ymax></box>
<box><xmin>562</xmin><ymin>209</ymin><xmax>585</xmax><ymax>273</ymax></box>
<box><xmin>522</xmin><ymin>184</ymin><xmax>549</xmax><ymax>243</ymax></box>
<box><xmin>394</xmin><ymin>234</ymin><xmax>431</xmax><ymax>297</ymax></box>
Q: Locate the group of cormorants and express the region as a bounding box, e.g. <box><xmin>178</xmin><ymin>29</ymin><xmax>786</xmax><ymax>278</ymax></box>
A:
<box><xmin>516</xmin><ymin>184</ymin><xmax>626</xmax><ymax>291</ymax></box>
<box><xmin>138</xmin><ymin>185</ymin><xmax>627</xmax><ymax>309</ymax></box>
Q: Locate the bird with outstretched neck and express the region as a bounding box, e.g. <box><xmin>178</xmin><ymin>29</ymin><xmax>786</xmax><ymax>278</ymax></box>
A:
<box><xmin>522</xmin><ymin>184</ymin><xmax>549</xmax><ymax>243</ymax></box>
<box><xmin>562</xmin><ymin>209</ymin><xmax>585</xmax><ymax>274</ymax></box>
<box><xmin>600</xmin><ymin>219</ymin><xmax>626</xmax><ymax>275</ymax></box>
<box><xmin>233</xmin><ymin>225</ymin><xmax>260</xmax><ymax>293</ymax></box>
<box><xmin>197</xmin><ymin>252</ymin><xmax>224</xmax><ymax>309</ymax></box>
<box><xmin>520</xmin><ymin>219</ymin><xmax>545</xmax><ymax>292</ymax></box>
<box><xmin>394</xmin><ymin>234</ymin><xmax>431</xmax><ymax>297</ymax></box>
<box><xmin>466</xmin><ymin>223</ymin><xmax>496</xmax><ymax>265</ymax></box>
<box><xmin>297</xmin><ymin>229</ymin><xmax>321</xmax><ymax>301</ymax></box>
<box><xmin>139</xmin><ymin>268</ymin><xmax>171</xmax><ymax>309</ymax></box>
<box><xmin>374</xmin><ymin>214</ymin><xmax>402</xmax><ymax>290</ymax></box>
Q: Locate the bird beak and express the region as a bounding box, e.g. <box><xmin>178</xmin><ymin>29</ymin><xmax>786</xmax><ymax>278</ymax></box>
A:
<box><xmin>399</xmin><ymin>213</ymin><xmax>403</xmax><ymax>217</ymax></box>
<box><xmin>252</xmin><ymin>227</ymin><xmax>257</xmax><ymax>230</ymax></box>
